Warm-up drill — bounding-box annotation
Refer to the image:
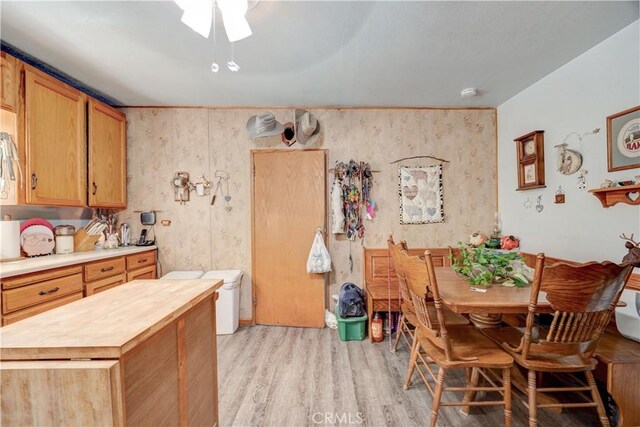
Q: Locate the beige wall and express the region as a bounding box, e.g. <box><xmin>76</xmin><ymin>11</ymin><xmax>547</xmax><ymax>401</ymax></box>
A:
<box><xmin>120</xmin><ymin>108</ymin><xmax>497</xmax><ymax>320</ymax></box>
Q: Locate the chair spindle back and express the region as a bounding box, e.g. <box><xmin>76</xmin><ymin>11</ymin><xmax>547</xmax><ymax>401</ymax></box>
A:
<box><xmin>401</xmin><ymin>249</ymin><xmax>457</xmax><ymax>361</ymax></box>
<box><xmin>521</xmin><ymin>254</ymin><xmax>633</xmax><ymax>359</ymax></box>
<box><xmin>388</xmin><ymin>235</ymin><xmax>411</xmax><ymax>304</ymax></box>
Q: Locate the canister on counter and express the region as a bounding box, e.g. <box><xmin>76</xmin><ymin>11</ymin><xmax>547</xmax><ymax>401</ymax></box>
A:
<box><xmin>54</xmin><ymin>225</ymin><xmax>76</xmax><ymax>254</ymax></box>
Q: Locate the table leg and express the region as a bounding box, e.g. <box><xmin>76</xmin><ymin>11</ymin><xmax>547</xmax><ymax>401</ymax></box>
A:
<box><xmin>469</xmin><ymin>313</ymin><xmax>503</xmax><ymax>328</ymax></box>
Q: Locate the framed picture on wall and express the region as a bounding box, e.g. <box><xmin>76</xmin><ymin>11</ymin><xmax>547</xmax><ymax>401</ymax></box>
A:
<box><xmin>514</xmin><ymin>130</ymin><xmax>546</xmax><ymax>190</ymax></box>
<box><xmin>607</xmin><ymin>105</ymin><xmax>640</xmax><ymax>172</ymax></box>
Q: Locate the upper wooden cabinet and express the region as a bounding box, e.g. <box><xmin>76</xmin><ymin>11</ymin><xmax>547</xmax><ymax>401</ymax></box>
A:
<box><xmin>88</xmin><ymin>99</ymin><xmax>126</xmax><ymax>208</ymax></box>
<box><xmin>24</xmin><ymin>66</ymin><xmax>87</xmax><ymax>206</ymax></box>
<box><xmin>1</xmin><ymin>52</ymin><xmax>19</xmax><ymax>112</ymax></box>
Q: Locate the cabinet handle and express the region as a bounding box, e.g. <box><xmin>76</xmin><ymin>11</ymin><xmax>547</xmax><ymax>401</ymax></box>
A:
<box><xmin>92</xmin><ymin>182</ymin><xmax>97</xmax><ymax>195</ymax></box>
<box><xmin>137</xmin><ymin>258</ymin><xmax>148</xmax><ymax>264</ymax></box>
<box><xmin>31</xmin><ymin>173</ymin><xmax>38</xmax><ymax>190</ymax></box>
<box><xmin>39</xmin><ymin>287</ymin><xmax>59</xmax><ymax>296</ymax></box>
<box><xmin>101</xmin><ymin>266</ymin><xmax>115</xmax><ymax>272</ymax></box>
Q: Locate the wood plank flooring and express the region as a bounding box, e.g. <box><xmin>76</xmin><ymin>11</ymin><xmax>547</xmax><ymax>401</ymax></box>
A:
<box><xmin>217</xmin><ymin>326</ymin><xmax>601</xmax><ymax>426</ymax></box>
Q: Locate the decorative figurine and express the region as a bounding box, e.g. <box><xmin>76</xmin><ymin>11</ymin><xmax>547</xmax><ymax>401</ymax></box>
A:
<box><xmin>469</xmin><ymin>232</ymin><xmax>488</xmax><ymax>247</ymax></box>
<box><xmin>500</xmin><ymin>235</ymin><xmax>520</xmax><ymax>251</ymax></box>
<box><xmin>620</xmin><ymin>233</ymin><xmax>640</xmax><ymax>268</ymax></box>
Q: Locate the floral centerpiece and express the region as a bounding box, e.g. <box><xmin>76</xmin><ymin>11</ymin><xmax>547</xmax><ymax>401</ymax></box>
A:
<box><xmin>451</xmin><ymin>243</ymin><xmax>533</xmax><ymax>287</ymax></box>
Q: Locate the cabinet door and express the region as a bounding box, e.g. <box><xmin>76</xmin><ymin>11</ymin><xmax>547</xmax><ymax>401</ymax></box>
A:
<box><xmin>1</xmin><ymin>360</ymin><xmax>123</xmax><ymax>426</ymax></box>
<box><xmin>1</xmin><ymin>52</ymin><xmax>19</xmax><ymax>112</ymax></box>
<box><xmin>126</xmin><ymin>265</ymin><xmax>157</xmax><ymax>282</ymax></box>
<box><xmin>24</xmin><ymin>66</ymin><xmax>86</xmax><ymax>206</ymax></box>
<box><xmin>88</xmin><ymin>99</ymin><xmax>126</xmax><ymax>208</ymax></box>
<box><xmin>85</xmin><ymin>273</ymin><xmax>126</xmax><ymax>297</ymax></box>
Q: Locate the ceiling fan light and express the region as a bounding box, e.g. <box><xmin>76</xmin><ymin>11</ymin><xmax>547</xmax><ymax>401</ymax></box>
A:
<box><xmin>221</xmin><ymin>13</ymin><xmax>252</xmax><ymax>42</ymax></box>
<box><xmin>180</xmin><ymin>0</ymin><xmax>213</xmax><ymax>38</ymax></box>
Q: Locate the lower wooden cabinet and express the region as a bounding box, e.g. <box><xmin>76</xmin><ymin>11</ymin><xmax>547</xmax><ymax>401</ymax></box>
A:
<box><xmin>1</xmin><ymin>293</ymin><xmax>219</xmax><ymax>426</ymax></box>
<box><xmin>1</xmin><ymin>265</ymin><xmax>84</xmax><ymax>326</ymax></box>
<box><xmin>1</xmin><ymin>250</ymin><xmax>157</xmax><ymax>325</ymax></box>
<box><xmin>126</xmin><ymin>265</ymin><xmax>157</xmax><ymax>282</ymax></box>
<box><xmin>126</xmin><ymin>250</ymin><xmax>157</xmax><ymax>281</ymax></box>
<box><xmin>84</xmin><ymin>257</ymin><xmax>126</xmax><ymax>282</ymax></box>
<box><xmin>85</xmin><ymin>273</ymin><xmax>126</xmax><ymax>297</ymax></box>
<box><xmin>2</xmin><ymin>293</ymin><xmax>83</xmax><ymax>326</ymax></box>
<box><xmin>1</xmin><ymin>359</ymin><xmax>123</xmax><ymax>426</ymax></box>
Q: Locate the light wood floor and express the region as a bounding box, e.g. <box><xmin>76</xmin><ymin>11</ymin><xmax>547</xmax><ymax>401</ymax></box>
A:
<box><xmin>217</xmin><ymin>326</ymin><xmax>601</xmax><ymax>426</ymax></box>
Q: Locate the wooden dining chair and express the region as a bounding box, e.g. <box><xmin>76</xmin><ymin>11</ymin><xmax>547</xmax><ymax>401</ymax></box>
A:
<box><xmin>388</xmin><ymin>235</ymin><xmax>417</xmax><ymax>351</ymax></box>
<box><xmin>401</xmin><ymin>249</ymin><xmax>514</xmax><ymax>427</ymax></box>
<box><xmin>388</xmin><ymin>235</ymin><xmax>468</xmax><ymax>352</ymax></box>
<box><xmin>483</xmin><ymin>254</ymin><xmax>634</xmax><ymax>427</ymax></box>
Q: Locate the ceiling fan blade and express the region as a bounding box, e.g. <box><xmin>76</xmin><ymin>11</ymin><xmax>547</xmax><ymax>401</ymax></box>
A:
<box><xmin>217</xmin><ymin>0</ymin><xmax>252</xmax><ymax>42</ymax></box>
<box><xmin>179</xmin><ymin>0</ymin><xmax>213</xmax><ymax>38</ymax></box>
<box><xmin>221</xmin><ymin>13</ymin><xmax>252</xmax><ymax>42</ymax></box>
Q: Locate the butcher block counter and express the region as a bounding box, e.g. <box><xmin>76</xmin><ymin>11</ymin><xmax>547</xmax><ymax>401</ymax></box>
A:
<box><xmin>0</xmin><ymin>278</ymin><xmax>223</xmax><ymax>427</ymax></box>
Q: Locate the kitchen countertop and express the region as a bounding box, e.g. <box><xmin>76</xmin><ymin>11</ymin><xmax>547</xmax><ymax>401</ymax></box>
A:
<box><xmin>0</xmin><ymin>278</ymin><xmax>223</xmax><ymax>360</ymax></box>
<box><xmin>0</xmin><ymin>245</ymin><xmax>157</xmax><ymax>278</ymax></box>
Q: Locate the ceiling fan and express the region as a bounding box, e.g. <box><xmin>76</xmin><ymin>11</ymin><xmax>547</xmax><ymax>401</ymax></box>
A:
<box><xmin>174</xmin><ymin>0</ymin><xmax>254</xmax><ymax>42</ymax></box>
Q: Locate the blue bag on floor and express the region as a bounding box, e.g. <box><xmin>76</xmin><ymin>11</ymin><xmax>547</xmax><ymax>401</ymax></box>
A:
<box><xmin>338</xmin><ymin>283</ymin><xmax>365</xmax><ymax>318</ymax></box>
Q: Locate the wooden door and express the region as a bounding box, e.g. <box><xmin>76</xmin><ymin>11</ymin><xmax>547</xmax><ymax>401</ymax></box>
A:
<box><xmin>24</xmin><ymin>66</ymin><xmax>86</xmax><ymax>206</ymax></box>
<box><xmin>252</xmin><ymin>150</ymin><xmax>327</xmax><ymax>328</ymax></box>
<box><xmin>88</xmin><ymin>99</ymin><xmax>126</xmax><ymax>208</ymax></box>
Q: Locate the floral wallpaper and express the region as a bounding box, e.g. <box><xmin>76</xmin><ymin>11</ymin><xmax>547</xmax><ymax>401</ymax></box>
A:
<box><xmin>120</xmin><ymin>108</ymin><xmax>497</xmax><ymax>320</ymax></box>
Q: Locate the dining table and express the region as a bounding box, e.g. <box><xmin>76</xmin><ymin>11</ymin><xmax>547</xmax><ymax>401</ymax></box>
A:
<box><xmin>433</xmin><ymin>267</ymin><xmax>551</xmax><ymax>328</ymax></box>
<box><xmin>432</xmin><ymin>266</ymin><xmax>559</xmax><ymax>413</ymax></box>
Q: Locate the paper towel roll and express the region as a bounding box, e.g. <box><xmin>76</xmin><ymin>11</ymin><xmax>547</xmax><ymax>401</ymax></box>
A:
<box><xmin>0</xmin><ymin>220</ymin><xmax>21</xmax><ymax>259</ymax></box>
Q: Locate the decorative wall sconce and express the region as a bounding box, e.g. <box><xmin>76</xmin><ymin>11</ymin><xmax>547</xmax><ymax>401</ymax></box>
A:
<box><xmin>171</xmin><ymin>172</ymin><xmax>212</xmax><ymax>205</ymax></box>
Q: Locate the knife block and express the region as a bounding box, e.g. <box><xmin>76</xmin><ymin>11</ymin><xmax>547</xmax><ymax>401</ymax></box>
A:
<box><xmin>74</xmin><ymin>229</ymin><xmax>101</xmax><ymax>252</ymax></box>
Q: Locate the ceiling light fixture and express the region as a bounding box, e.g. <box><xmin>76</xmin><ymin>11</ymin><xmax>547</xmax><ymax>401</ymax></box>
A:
<box><xmin>460</xmin><ymin>87</ymin><xmax>478</xmax><ymax>98</ymax></box>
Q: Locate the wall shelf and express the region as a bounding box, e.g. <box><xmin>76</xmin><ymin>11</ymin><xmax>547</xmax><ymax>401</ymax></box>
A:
<box><xmin>589</xmin><ymin>184</ymin><xmax>640</xmax><ymax>208</ymax></box>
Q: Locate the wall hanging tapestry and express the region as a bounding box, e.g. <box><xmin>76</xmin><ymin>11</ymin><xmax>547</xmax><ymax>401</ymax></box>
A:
<box><xmin>333</xmin><ymin>160</ymin><xmax>375</xmax><ymax>240</ymax></box>
<box><xmin>398</xmin><ymin>165</ymin><xmax>444</xmax><ymax>224</ymax></box>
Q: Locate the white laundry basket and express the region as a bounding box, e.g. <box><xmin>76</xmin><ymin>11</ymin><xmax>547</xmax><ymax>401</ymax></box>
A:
<box><xmin>201</xmin><ymin>270</ymin><xmax>243</xmax><ymax>335</ymax></box>
<box><xmin>161</xmin><ymin>271</ymin><xmax>205</xmax><ymax>279</ymax></box>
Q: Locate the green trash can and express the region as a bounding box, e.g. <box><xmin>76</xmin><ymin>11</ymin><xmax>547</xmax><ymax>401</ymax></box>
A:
<box><xmin>335</xmin><ymin>306</ymin><xmax>368</xmax><ymax>341</ymax></box>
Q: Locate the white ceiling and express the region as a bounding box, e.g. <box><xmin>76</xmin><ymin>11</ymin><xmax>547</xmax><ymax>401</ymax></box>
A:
<box><xmin>1</xmin><ymin>1</ymin><xmax>638</xmax><ymax>107</ymax></box>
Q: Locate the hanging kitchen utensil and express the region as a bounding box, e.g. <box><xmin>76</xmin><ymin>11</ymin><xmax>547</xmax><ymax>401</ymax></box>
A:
<box><xmin>211</xmin><ymin>170</ymin><xmax>232</xmax><ymax>212</ymax></box>
<box><xmin>0</xmin><ymin>132</ymin><xmax>22</xmax><ymax>198</ymax></box>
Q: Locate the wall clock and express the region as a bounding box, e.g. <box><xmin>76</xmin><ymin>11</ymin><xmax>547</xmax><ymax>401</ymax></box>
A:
<box><xmin>515</xmin><ymin>130</ymin><xmax>546</xmax><ymax>191</ymax></box>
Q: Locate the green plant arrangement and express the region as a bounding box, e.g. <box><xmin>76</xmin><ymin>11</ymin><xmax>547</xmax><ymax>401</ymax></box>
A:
<box><xmin>451</xmin><ymin>243</ymin><xmax>533</xmax><ymax>287</ymax></box>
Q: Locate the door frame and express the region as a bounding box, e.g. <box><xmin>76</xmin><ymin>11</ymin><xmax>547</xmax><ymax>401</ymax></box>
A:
<box><xmin>250</xmin><ymin>148</ymin><xmax>329</xmax><ymax>325</ymax></box>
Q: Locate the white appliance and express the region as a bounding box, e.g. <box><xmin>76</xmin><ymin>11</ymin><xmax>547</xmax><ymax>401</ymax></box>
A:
<box><xmin>201</xmin><ymin>270</ymin><xmax>243</xmax><ymax>335</ymax></box>
<box><xmin>161</xmin><ymin>271</ymin><xmax>205</xmax><ymax>279</ymax></box>
<box><xmin>615</xmin><ymin>289</ymin><xmax>640</xmax><ymax>342</ymax></box>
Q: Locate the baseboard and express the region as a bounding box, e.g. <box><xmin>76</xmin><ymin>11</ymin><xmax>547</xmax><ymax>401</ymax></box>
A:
<box><xmin>239</xmin><ymin>318</ymin><xmax>253</xmax><ymax>326</ymax></box>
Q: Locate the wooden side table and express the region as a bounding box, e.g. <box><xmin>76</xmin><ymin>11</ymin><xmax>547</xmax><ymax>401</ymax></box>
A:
<box><xmin>593</xmin><ymin>330</ymin><xmax>640</xmax><ymax>426</ymax></box>
<box><xmin>365</xmin><ymin>286</ymin><xmax>400</xmax><ymax>342</ymax></box>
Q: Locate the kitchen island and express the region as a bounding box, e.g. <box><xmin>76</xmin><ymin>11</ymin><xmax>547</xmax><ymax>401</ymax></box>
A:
<box><xmin>0</xmin><ymin>278</ymin><xmax>223</xmax><ymax>426</ymax></box>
